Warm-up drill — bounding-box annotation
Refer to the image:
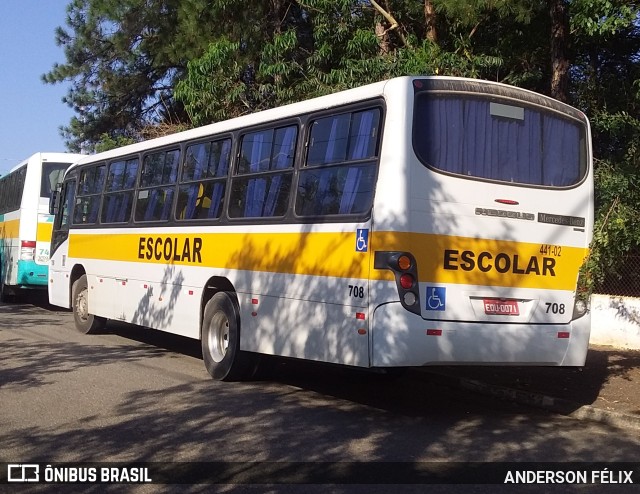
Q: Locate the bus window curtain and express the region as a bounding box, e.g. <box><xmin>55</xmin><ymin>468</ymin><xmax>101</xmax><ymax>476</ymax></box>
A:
<box><xmin>206</xmin><ymin>140</ymin><xmax>231</xmax><ymax>218</ymax></box>
<box><xmin>264</xmin><ymin>127</ymin><xmax>297</xmax><ymax>217</ymax></box>
<box><xmin>340</xmin><ymin>111</ymin><xmax>374</xmax><ymax>214</ymax></box>
<box><xmin>104</xmin><ymin>194</ymin><xmax>118</xmax><ymax>222</ymax></box>
<box><xmin>542</xmin><ymin>114</ymin><xmax>580</xmax><ymax>186</ymax></box>
<box><xmin>422</xmin><ymin>98</ymin><xmax>580</xmax><ymax>186</ymax></box>
<box><xmin>311</xmin><ymin>119</ymin><xmax>341</xmax><ymax>215</ymax></box>
<box><xmin>208</xmin><ymin>182</ymin><xmax>224</xmax><ymax>218</ymax></box>
<box><xmin>160</xmin><ymin>188</ymin><xmax>174</xmax><ymax>220</ymax></box>
<box><xmin>185</xmin><ymin>145</ymin><xmax>209</xmax><ymax>219</ymax></box>
<box><xmin>144</xmin><ymin>190</ymin><xmax>159</xmax><ymax>221</ymax></box>
<box><xmin>244</xmin><ymin>133</ymin><xmax>267</xmax><ymax>217</ymax></box>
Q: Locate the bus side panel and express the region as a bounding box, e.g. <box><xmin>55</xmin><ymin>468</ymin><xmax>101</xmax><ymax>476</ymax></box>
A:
<box><xmin>35</xmin><ymin>213</ymin><xmax>55</xmax><ymax>265</ymax></box>
<box><xmin>230</xmin><ymin>226</ymin><xmax>372</xmax><ymax>367</ymax></box>
<box><xmin>79</xmin><ymin>258</ymin><xmax>201</xmax><ymax>339</ymax></box>
<box><xmin>0</xmin><ymin>215</ymin><xmax>20</xmax><ymax>287</ymax></box>
<box><xmin>119</xmin><ymin>271</ymin><xmax>201</xmax><ymax>339</ymax></box>
<box><xmin>238</xmin><ymin>283</ymin><xmax>370</xmax><ymax>367</ymax></box>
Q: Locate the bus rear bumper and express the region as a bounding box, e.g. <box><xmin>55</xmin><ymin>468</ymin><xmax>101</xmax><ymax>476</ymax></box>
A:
<box><xmin>371</xmin><ymin>302</ymin><xmax>591</xmax><ymax>368</ymax></box>
<box><xmin>16</xmin><ymin>260</ymin><xmax>48</xmax><ymax>288</ymax></box>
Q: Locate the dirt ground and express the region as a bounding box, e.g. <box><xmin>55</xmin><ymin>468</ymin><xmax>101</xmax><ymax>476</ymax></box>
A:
<box><xmin>438</xmin><ymin>345</ymin><xmax>640</xmax><ymax>417</ymax></box>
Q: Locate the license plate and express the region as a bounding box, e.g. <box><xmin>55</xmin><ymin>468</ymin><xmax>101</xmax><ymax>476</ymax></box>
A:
<box><xmin>483</xmin><ymin>299</ymin><xmax>519</xmax><ymax>316</ymax></box>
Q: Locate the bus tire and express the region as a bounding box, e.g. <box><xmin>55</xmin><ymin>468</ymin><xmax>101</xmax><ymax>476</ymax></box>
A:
<box><xmin>202</xmin><ymin>292</ymin><xmax>252</xmax><ymax>381</ymax></box>
<box><xmin>0</xmin><ymin>280</ymin><xmax>9</xmax><ymax>303</ymax></box>
<box><xmin>72</xmin><ymin>274</ymin><xmax>106</xmax><ymax>334</ymax></box>
<box><xmin>0</xmin><ymin>271</ymin><xmax>14</xmax><ymax>303</ymax></box>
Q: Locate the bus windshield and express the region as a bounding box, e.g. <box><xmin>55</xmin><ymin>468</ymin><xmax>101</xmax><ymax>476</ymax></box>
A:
<box><xmin>413</xmin><ymin>93</ymin><xmax>587</xmax><ymax>187</ymax></box>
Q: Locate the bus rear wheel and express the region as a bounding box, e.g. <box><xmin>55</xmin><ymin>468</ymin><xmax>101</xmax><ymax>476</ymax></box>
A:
<box><xmin>0</xmin><ymin>276</ymin><xmax>13</xmax><ymax>303</ymax></box>
<box><xmin>202</xmin><ymin>292</ymin><xmax>253</xmax><ymax>381</ymax></box>
<box><xmin>72</xmin><ymin>274</ymin><xmax>106</xmax><ymax>334</ymax></box>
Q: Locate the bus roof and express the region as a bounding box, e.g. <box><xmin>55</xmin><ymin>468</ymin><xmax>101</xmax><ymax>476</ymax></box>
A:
<box><xmin>70</xmin><ymin>75</ymin><xmax>587</xmax><ymax>169</ymax></box>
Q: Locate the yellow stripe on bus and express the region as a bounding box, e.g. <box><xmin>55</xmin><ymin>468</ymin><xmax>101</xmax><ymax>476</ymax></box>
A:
<box><xmin>372</xmin><ymin>231</ymin><xmax>588</xmax><ymax>291</ymax></box>
<box><xmin>68</xmin><ymin>231</ymin><xmax>371</xmax><ymax>279</ymax></box>
<box><xmin>36</xmin><ymin>222</ymin><xmax>53</xmax><ymax>242</ymax></box>
<box><xmin>0</xmin><ymin>219</ymin><xmax>20</xmax><ymax>239</ymax></box>
<box><xmin>68</xmin><ymin>230</ymin><xmax>587</xmax><ymax>291</ymax></box>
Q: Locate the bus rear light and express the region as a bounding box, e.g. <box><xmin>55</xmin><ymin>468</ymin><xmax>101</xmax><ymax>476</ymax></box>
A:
<box><xmin>398</xmin><ymin>255</ymin><xmax>412</xmax><ymax>270</ymax></box>
<box><xmin>572</xmin><ymin>297</ymin><xmax>589</xmax><ymax>320</ymax></box>
<box><xmin>374</xmin><ymin>251</ymin><xmax>421</xmax><ymax>315</ymax></box>
<box><xmin>399</xmin><ymin>274</ymin><xmax>414</xmax><ymax>289</ymax></box>
<box><xmin>403</xmin><ymin>292</ymin><xmax>417</xmax><ymax>306</ymax></box>
<box><xmin>20</xmin><ymin>240</ymin><xmax>36</xmax><ymax>261</ymax></box>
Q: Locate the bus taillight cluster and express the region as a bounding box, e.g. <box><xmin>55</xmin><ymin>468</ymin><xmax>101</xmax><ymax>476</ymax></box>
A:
<box><xmin>374</xmin><ymin>251</ymin><xmax>421</xmax><ymax>315</ymax></box>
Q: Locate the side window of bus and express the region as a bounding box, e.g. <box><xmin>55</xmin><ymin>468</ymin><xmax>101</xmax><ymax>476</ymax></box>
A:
<box><xmin>0</xmin><ymin>167</ymin><xmax>26</xmax><ymax>214</ymax></box>
<box><xmin>73</xmin><ymin>164</ymin><xmax>106</xmax><ymax>224</ymax></box>
<box><xmin>228</xmin><ymin>125</ymin><xmax>297</xmax><ymax>218</ymax></box>
<box><xmin>0</xmin><ymin>169</ymin><xmax>19</xmax><ymax>214</ymax></box>
<box><xmin>135</xmin><ymin>149</ymin><xmax>180</xmax><ymax>222</ymax></box>
<box><xmin>102</xmin><ymin>158</ymin><xmax>139</xmax><ymax>224</ymax></box>
<box><xmin>296</xmin><ymin>108</ymin><xmax>380</xmax><ymax>217</ymax></box>
<box><xmin>176</xmin><ymin>138</ymin><xmax>231</xmax><ymax>221</ymax></box>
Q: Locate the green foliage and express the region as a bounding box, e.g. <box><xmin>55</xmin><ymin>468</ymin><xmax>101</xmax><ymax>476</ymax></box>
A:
<box><xmin>174</xmin><ymin>0</ymin><xmax>519</xmax><ymax>122</ymax></box>
<box><xmin>582</xmin><ymin>111</ymin><xmax>640</xmax><ymax>293</ymax></box>
<box><xmin>44</xmin><ymin>0</ymin><xmax>256</xmax><ymax>151</ymax></box>
<box><xmin>571</xmin><ymin>0</ymin><xmax>637</xmax><ymax>36</ymax></box>
<box><xmin>94</xmin><ymin>133</ymin><xmax>136</xmax><ymax>153</ymax></box>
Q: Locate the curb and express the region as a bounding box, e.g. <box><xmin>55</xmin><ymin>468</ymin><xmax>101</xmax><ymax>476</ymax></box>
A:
<box><xmin>430</xmin><ymin>372</ymin><xmax>640</xmax><ymax>431</ymax></box>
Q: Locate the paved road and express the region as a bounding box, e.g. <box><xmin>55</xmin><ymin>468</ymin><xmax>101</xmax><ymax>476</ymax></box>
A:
<box><xmin>1</xmin><ymin>295</ymin><xmax>639</xmax><ymax>493</ymax></box>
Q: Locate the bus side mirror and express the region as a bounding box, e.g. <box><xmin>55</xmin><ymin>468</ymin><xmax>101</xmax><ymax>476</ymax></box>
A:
<box><xmin>49</xmin><ymin>188</ymin><xmax>60</xmax><ymax>216</ymax></box>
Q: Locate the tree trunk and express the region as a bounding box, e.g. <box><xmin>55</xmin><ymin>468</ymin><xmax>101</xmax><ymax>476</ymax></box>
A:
<box><xmin>376</xmin><ymin>22</ymin><xmax>391</xmax><ymax>55</ymax></box>
<box><xmin>424</xmin><ymin>0</ymin><xmax>437</xmax><ymax>43</ymax></box>
<box><xmin>549</xmin><ymin>0</ymin><xmax>569</xmax><ymax>102</ymax></box>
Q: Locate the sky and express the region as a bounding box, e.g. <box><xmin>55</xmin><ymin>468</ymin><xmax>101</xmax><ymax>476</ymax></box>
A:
<box><xmin>0</xmin><ymin>1</ymin><xmax>74</xmax><ymax>176</ymax></box>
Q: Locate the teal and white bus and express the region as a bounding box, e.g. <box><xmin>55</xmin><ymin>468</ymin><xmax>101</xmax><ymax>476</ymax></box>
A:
<box><xmin>0</xmin><ymin>152</ymin><xmax>83</xmax><ymax>301</ymax></box>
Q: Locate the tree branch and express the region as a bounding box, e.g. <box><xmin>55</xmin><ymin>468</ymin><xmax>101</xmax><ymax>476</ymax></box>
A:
<box><xmin>369</xmin><ymin>0</ymin><xmax>410</xmax><ymax>48</ymax></box>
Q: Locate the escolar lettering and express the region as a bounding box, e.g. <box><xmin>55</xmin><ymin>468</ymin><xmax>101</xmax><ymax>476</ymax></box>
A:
<box><xmin>444</xmin><ymin>249</ymin><xmax>556</xmax><ymax>276</ymax></box>
<box><xmin>138</xmin><ymin>236</ymin><xmax>203</xmax><ymax>263</ymax></box>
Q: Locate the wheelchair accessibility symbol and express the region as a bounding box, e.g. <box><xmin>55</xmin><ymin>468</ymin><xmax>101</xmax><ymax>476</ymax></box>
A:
<box><xmin>355</xmin><ymin>229</ymin><xmax>368</xmax><ymax>252</ymax></box>
<box><xmin>426</xmin><ymin>287</ymin><xmax>446</xmax><ymax>311</ymax></box>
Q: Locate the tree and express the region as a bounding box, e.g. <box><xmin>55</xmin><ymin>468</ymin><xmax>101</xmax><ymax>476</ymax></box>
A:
<box><xmin>175</xmin><ymin>0</ymin><xmax>536</xmax><ymax>124</ymax></box>
<box><xmin>569</xmin><ymin>0</ymin><xmax>640</xmax><ymax>293</ymax></box>
<box><xmin>44</xmin><ymin>0</ymin><xmax>256</xmax><ymax>151</ymax></box>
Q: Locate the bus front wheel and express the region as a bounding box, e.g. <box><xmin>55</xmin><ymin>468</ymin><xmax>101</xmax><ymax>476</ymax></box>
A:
<box><xmin>72</xmin><ymin>274</ymin><xmax>106</xmax><ymax>334</ymax></box>
<box><xmin>202</xmin><ymin>292</ymin><xmax>253</xmax><ymax>381</ymax></box>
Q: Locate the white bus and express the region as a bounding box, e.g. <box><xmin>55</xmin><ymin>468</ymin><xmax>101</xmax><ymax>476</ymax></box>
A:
<box><xmin>48</xmin><ymin>77</ymin><xmax>593</xmax><ymax>380</ymax></box>
<box><xmin>0</xmin><ymin>152</ymin><xmax>83</xmax><ymax>301</ymax></box>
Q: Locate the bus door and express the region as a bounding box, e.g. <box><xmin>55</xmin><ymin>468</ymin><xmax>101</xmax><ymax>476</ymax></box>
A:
<box><xmin>50</xmin><ymin>179</ymin><xmax>76</xmax><ymax>308</ymax></box>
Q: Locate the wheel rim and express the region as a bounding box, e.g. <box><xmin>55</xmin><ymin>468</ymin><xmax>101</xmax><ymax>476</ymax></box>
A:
<box><xmin>207</xmin><ymin>310</ymin><xmax>229</xmax><ymax>363</ymax></box>
<box><xmin>76</xmin><ymin>287</ymin><xmax>89</xmax><ymax>322</ymax></box>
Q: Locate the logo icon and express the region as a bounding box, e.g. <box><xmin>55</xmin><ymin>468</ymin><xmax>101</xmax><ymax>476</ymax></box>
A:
<box><xmin>355</xmin><ymin>229</ymin><xmax>368</xmax><ymax>252</ymax></box>
<box><xmin>8</xmin><ymin>464</ymin><xmax>39</xmax><ymax>482</ymax></box>
<box><xmin>426</xmin><ymin>287</ymin><xmax>446</xmax><ymax>311</ymax></box>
